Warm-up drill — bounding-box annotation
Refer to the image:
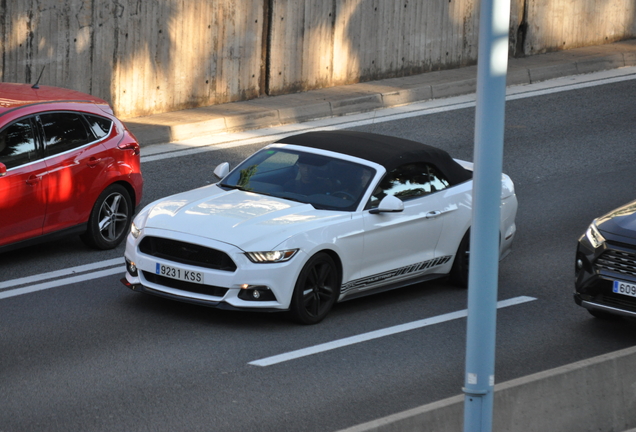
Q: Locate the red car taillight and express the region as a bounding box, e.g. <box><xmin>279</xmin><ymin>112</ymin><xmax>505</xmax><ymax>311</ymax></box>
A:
<box><xmin>118</xmin><ymin>142</ymin><xmax>140</xmax><ymax>156</ymax></box>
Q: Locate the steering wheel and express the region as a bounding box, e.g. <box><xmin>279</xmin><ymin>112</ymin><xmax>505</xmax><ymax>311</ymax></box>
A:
<box><xmin>331</xmin><ymin>191</ymin><xmax>355</xmax><ymax>200</ymax></box>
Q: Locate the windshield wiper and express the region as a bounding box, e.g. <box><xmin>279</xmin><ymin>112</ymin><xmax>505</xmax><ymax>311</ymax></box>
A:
<box><xmin>219</xmin><ymin>183</ymin><xmax>277</xmax><ymax>198</ymax></box>
<box><xmin>219</xmin><ymin>183</ymin><xmax>248</xmax><ymax>191</ymax></box>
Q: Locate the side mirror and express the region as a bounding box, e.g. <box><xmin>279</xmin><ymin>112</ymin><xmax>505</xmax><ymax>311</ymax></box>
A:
<box><xmin>0</xmin><ymin>163</ymin><xmax>6</xmax><ymax>177</ymax></box>
<box><xmin>369</xmin><ymin>195</ymin><xmax>404</xmax><ymax>214</ymax></box>
<box><xmin>213</xmin><ymin>162</ymin><xmax>230</xmax><ymax>180</ymax></box>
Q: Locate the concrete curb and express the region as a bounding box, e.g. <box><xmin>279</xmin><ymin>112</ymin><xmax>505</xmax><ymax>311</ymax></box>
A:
<box><xmin>335</xmin><ymin>346</ymin><xmax>636</xmax><ymax>432</ymax></box>
<box><xmin>124</xmin><ymin>39</ymin><xmax>636</xmax><ymax>146</ymax></box>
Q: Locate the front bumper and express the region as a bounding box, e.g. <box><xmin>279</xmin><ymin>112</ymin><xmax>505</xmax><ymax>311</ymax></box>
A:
<box><xmin>122</xmin><ymin>229</ymin><xmax>305</xmax><ymax>311</ymax></box>
<box><xmin>120</xmin><ymin>277</ymin><xmax>285</xmax><ymax>312</ymax></box>
<box><xmin>574</xmin><ymin>237</ymin><xmax>636</xmax><ymax>318</ymax></box>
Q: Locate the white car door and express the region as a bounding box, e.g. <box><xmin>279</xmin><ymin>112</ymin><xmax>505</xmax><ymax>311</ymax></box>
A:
<box><xmin>361</xmin><ymin>193</ymin><xmax>445</xmax><ymax>274</ymax></box>
<box><xmin>344</xmin><ymin>162</ymin><xmax>455</xmax><ymax>294</ymax></box>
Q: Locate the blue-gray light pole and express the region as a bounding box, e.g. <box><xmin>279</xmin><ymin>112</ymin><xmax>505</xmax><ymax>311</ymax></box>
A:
<box><xmin>462</xmin><ymin>0</ymin><xmax>510</xmax><ymax>428</ymax></box>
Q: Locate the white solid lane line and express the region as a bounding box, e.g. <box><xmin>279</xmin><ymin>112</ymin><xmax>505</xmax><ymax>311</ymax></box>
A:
<box><xmin>0</xmin><ymin>258</ymin><xmax>123</xmax><ymax>290</ymax></box>
<box><xmin>249</xmin><ymin>296</ymin><xmax>537</xmax><ymax>367</ymax></box>
<box><xmin>0</xmin><ymin>266</ymin><xmax>125</xmax><ymax>300</ymax></box>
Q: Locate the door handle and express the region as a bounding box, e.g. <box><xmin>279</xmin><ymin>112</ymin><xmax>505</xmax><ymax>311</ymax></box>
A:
<box><xmin>425</xmin><ymin>210</ymin><xmax>442</xmax><ymax>218</ymax></box>
<box><xmin>26</xmin><ymin>175</ymin><xmax>41</xmax><ymax>186</ymax></box>
<box><xmin>87</xmin><ymin>157</ymin><xmax>101</xmax><ymax>168</ymax></box>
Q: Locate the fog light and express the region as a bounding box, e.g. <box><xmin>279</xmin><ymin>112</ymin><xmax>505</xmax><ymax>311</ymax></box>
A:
<box><xmin>125</xmin><ymin>258</ymin><xmax>138</xmax><ymax>277</ymax></box>
<box><xmin>576</xmin><ymin>259</ymin><xmax>583</xmax><ymax>269</ymax></box>
<box><xmin>237</xmin><ymin>285</ymin><xmax>276</xmax><ymax>301</ymax></box>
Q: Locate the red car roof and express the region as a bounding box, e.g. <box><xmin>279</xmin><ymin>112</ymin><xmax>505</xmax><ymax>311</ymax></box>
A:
<box><xmin>0</xmin><ymin>83</ymin><xmax>110</xmax><ymax>114</ymax></box>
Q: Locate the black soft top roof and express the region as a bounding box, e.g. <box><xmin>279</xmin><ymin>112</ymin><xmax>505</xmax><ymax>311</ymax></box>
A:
<box><xmin>276</xmin><ymin>131</ymin><xmax>472</xmax><ymax>185</ymax></box>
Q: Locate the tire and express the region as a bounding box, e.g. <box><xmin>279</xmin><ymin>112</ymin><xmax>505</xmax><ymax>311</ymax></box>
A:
<box><xmin>81</xmin><ymin>184</ymin><xmax>132</xmax><ymax>250</ymax></box>
<box><xmin>449</xmin><ymin>230</ymin><xmax>470</xmax><ymax>288</ymax></box>
<box><xmin>290</xmin><ymin>253</ymin><xmax>339</xmax><ymax>325</ymax></box>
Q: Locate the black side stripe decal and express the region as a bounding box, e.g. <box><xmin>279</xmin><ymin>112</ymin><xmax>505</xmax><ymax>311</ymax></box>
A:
<box><xmin>341</xmin><ymin>255</ymin><xmax>452</xmax><ymax>294</ymax></box>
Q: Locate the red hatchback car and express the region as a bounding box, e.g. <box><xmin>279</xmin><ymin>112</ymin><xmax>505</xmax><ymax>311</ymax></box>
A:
<box><xmin>0</xmin><ymin>83</ymin><xmax>143</xmax><ymax>252</ymax></box>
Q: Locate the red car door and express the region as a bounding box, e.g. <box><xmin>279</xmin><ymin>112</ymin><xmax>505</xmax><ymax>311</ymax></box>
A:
<box><xmin>0</xmin><ymin>118</ymin><xmax>49</xmax><ymax>246</ymax></box>
<box><xmin>37</xmin><ymin>112</ymin><xmax>109</xmax><ymax>234</ymax></box>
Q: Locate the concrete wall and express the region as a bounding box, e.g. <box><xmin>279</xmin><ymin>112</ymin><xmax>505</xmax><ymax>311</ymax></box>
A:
<box><xmin>521</xmin><ymin>0</ymin><xmax>636</xmax><ymax>55</ymax></box>
<box><xmin>266</xmin><ymin>0</ymin><xmax>481</xmax><ymax>95</ymax></box>
<box><xmin>336</xmin><ymin>346</ymin><xmax>636</xmax><ymax>432</ymax></box>
<box><xmin>1</xmin><ymin>0</ymin><xmax>634</xmax><ymax>119</ymax></box>
<box><xmin>1</xmin><ymin>0</ymin><xmax>266</xmax><ymax>118</ymax></box>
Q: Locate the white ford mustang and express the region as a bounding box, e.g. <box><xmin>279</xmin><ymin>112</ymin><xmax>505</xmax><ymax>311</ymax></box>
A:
<box><xmin>122</xmin><ymin>131</ymin><xmax>517</xmax><ymax>324</ymax></box>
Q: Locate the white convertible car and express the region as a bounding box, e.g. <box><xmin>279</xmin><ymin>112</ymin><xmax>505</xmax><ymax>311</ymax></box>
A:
<box><xmin>122</xmin><ymin>131</ymin><xmax>517</xmax><ymax>324</ymax></box>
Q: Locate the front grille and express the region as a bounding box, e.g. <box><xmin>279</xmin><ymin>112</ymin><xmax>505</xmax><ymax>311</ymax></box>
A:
<box><xmin>139</xmin><ymin>236</ymin><xmax>236</xmax><ymax>272</ymax></box>
<box><xmin>142</xmin><ymin>271</ymin><xmax>229</xmax><ymax>297</ymax></box>
<box><xmin>595</xmin><ymin>249</ymin><xmax>636</xmax><ymax>277</ymax></box>
<box><xmin>598</xmin><ymin>292</ymin><xmax>636</xmax><ymax>313</ymax></box>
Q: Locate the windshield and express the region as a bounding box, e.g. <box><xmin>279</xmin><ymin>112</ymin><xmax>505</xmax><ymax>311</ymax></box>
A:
<box><xmin>220</xmin><ymin>148</ymin><xmax>375</xmax><ymax>211</ymax></box>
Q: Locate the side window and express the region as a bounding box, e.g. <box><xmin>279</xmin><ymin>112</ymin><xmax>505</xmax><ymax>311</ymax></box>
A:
<box><xmin>427</xmin><ymin>164</ymin><xmax>450</xmax><ymax>192</ymax></box>
<box><xmin>39</xmin><ymin>112</ymin><xmax>92</xmax><ymax>157</ymax></box>
<box><xmin>84</xmin><ymin>114</ymin><xmax>112</xmax><ymax>139</ymax></box>
<box><xmin>366</xmin><ymin>162</ymin><xmax>450</xmax><ymax>209</ymax></box>
<box><xmin>0</xmin><ymin>118</ymin><xmax>39</xmax><ymax>170</ymax></box>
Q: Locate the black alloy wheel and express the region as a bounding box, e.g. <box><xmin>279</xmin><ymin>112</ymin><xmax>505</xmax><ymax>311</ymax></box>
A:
<box><xmin>449</xmin><ymin>230</ymin><xmax>470</xmax><ymax>288</ymax></box>
<box><xmin>290</xmin><ymin>253</ymin><xmax>339</xmax><ymax>325</ymax></box>
<box><xmin>81</xmin><ymin>184</ymin><xmax>132</xmax><ymax>250</ymax></box>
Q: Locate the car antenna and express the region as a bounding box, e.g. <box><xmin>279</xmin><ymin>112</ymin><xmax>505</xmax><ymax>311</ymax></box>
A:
<box><xmin>31</xmin><ymin>66</ymin><xmax>46</xmax><ymax>89</ymax></box>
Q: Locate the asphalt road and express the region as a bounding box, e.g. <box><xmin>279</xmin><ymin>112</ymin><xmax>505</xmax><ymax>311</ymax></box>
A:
<box><xmin>1</xmin><ymin>75</ymin><xmax>636</xmax><ymax>432</ymax></box>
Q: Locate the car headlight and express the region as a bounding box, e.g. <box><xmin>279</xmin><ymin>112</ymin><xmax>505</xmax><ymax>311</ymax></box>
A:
<box><xmin>129</xmin><ymin>204</ymin><xmax>152</xmax><ymax>240</ymax></box>
<box><xmin>245</xmin><ymin>249</ymin><xmax>298</xmax><ymax>263</ymax></box>
<box><xmin>130</xmin><ymin>221</ymin><xmax>142</xmax><ymax>239</ymax></box>
<box><xmin>585</xmin><ymin>222</ymin><xmax>605</xmax><ymax>249</ymax></box>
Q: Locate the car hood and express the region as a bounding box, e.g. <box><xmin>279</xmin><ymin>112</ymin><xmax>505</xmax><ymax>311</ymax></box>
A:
<box><xmin>142</xmin><ymin>184</ymin><xmax>347</xmax><ymax>250</ymax></box>
<box><xmin>597</xmin><ymin>200</ymin><xmax>636</xmax><ymax>241</ymax></box>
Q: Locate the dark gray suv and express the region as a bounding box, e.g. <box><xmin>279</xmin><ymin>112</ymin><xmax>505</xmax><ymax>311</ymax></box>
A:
<box><xmin>575</xmin><ymin>200</ymin><xmax>636</xmax><ymax>319</ymax></box>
